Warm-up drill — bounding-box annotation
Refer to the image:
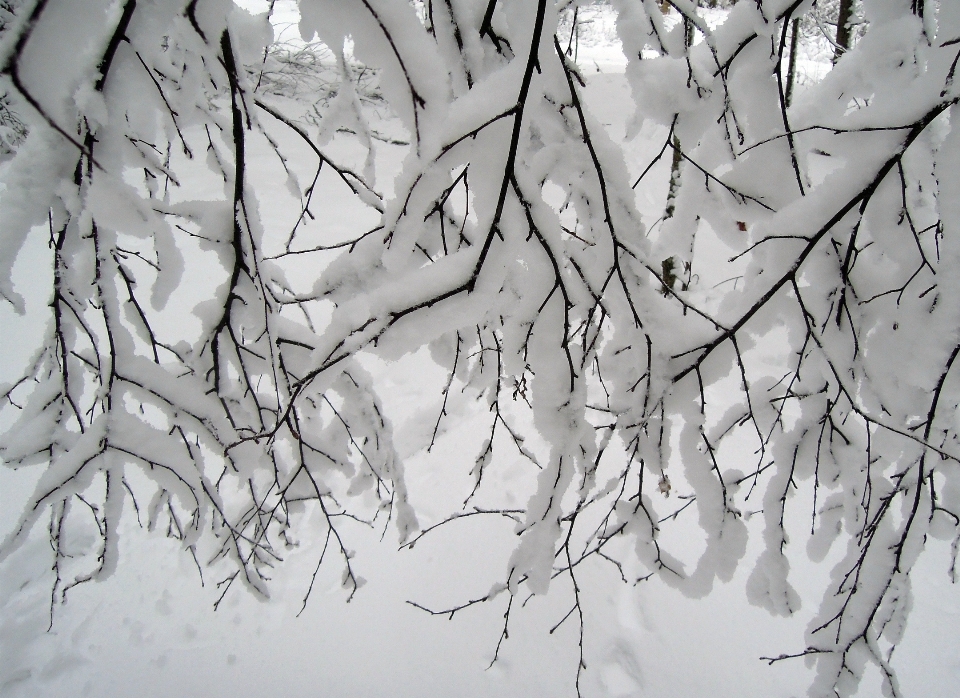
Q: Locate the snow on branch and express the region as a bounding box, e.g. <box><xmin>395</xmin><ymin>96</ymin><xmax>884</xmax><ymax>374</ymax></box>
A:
<box><xmin>1</xmin><ymin>1</ymin><xmax>959</xmax><ymax>696</ymax></box>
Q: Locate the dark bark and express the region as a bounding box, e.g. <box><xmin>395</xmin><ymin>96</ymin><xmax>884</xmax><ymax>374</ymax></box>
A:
<box><xmin>785</xmin><ymin>17</ymin><xmax>800</xmax><ymax>107</ymax></box>
<box><xmin>834</xmin><ymin>0</ymin><xmax>854</xmax><ymax>63</ymax></box>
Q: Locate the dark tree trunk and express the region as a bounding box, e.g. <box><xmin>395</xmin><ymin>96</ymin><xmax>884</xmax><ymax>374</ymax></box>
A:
<box><xmin>785</xmin><ymin>17</ymin><xmax>800</xmax><ymax>107</ymax></box>
<box><xmin>833</xmin><ymin>0</ymin><xmax>854</xmax><ymax>64</ymax></box>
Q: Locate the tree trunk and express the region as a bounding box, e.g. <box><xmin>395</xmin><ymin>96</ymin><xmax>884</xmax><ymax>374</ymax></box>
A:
<box><xmin>785</xmin><ymin>17</ymin><xmax>800</xmax><ymax>107</ymax></box>
<box><xmin>833</xmin><ymin>0</ymin><xmax>854</xmax><ymax>63</ymax></box>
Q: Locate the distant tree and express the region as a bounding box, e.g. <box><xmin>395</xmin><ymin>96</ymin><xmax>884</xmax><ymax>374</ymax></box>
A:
<box><xmin>833</xmin><ymin>0</ymin><xmax>855</xmax><ymax>61</ymax></box>
<box><xmin>1</xmin><ymin>1</ymin><xmax>958</xmax><ymax>696</ymax></box>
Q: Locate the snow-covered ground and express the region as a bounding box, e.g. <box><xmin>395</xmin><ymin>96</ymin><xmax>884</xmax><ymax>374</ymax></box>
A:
<box><xmin>2</xmin><ymin>3</ymin><xmax>959</xmax><ymax>697</ymax></box>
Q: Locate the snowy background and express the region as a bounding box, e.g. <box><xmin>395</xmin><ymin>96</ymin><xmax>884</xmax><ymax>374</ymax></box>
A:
<box><xmin>2</xmin><ymin>2</ymin><xmax>959</xmax><ymax>696</ymax></box>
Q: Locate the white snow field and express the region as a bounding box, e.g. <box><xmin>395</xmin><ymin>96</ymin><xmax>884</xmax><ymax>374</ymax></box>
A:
<box><xmin>2</xmin><ymin>2</ymin><xmax>959</xmax><ymax>698</ymax></box>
